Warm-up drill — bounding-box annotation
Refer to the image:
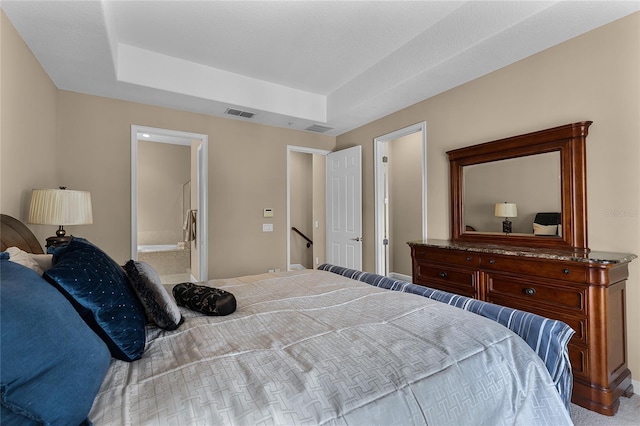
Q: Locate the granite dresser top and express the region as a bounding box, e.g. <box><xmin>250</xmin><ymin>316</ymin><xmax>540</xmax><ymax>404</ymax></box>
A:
<box><xmin>408</xmin><ymin>239</ymin><xmax>637</xmax><ymax>265</ymax></box>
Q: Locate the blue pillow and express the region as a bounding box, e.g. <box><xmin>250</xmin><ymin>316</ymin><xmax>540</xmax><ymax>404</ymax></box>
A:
<box><xmin>44</xmin><ymin>237</ymin><xmax>146</xmax><ymax>361</ymax></box>
<box><xmin>0</xmin><ymin>258</ymin><xmax>111</xmax><ymax>425</ymax></box>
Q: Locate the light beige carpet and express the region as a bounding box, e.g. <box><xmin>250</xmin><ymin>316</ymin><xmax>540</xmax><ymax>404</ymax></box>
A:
<box><xmin>571</xmin><ymin>394</ymin><xmax>640</xmax><ymax>425</ymax></box>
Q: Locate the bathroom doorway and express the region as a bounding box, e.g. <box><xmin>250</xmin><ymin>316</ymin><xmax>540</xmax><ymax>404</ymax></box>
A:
<box><xmin>131</xmin><ymin>125</ymin><xmax>209</xmax><ymax>283</ymax></box>
<box><xmin>374</xmin><ymin>122</ymin><xmax>427</xmax><ymax>279</ymax></box>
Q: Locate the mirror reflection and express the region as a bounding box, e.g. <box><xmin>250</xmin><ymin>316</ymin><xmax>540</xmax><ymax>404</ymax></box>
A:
<box><xmin>463</xmin><ymin>152</ymin><xmax>561</xmax><ymax>235</ymax></box>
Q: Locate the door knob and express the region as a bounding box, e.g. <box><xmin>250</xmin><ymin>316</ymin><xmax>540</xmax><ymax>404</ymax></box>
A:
<box><xmin>351</xmin><ymin>237</ymin><xmax>363</xmax><ymax>242</ymax></box>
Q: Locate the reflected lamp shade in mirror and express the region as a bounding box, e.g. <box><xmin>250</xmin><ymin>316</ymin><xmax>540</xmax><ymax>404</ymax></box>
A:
<box><xmin>495</xmin><ymin>202</ymin><xmax>517</xmax><ymax>234</ymax></box>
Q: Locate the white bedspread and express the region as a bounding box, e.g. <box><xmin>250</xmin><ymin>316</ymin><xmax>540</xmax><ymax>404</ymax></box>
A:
<box><xmin>89</xmin><ymin>269</ymin><xmax>572</xmax><ymax>425</ymax></box>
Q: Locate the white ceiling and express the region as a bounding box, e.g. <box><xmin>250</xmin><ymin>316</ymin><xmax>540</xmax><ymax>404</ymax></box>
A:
<box><xmin>3</xmin><ymin>1</ymin><xmax>638</xmax><ymax>136</ymax></box>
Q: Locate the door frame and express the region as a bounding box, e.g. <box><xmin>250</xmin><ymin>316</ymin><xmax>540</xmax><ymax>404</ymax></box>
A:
<box><xmin>374</xmin><ymin>121</ymin><xmax>427</xmax><ymax>276</ymax></box>
<box><xmin>131</xmin><ymin>125</ymin><xmax>209</xmax><ymax>281</ymax></box>
<box><xmin>286</xmin><ymin>145</ymin><xmax>331</xmax><ymax>271</ymax></box>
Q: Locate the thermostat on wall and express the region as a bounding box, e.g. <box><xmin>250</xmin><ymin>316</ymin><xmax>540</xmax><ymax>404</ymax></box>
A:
<box><xmin>263</xmin><ymin>208</ymin><xmax>274</xmax><ymax>218</ymax></box>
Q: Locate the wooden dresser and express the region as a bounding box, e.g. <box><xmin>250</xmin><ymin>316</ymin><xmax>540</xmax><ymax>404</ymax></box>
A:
<box><xmin>409</xmin><ymin>239</ymin><xmax>636</xmax><ymax>416</ymax></box>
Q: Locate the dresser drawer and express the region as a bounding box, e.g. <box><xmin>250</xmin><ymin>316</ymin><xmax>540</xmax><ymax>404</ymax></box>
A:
<box><xmin>557</xmin><ymin>315</ymin><xmax>588</xmax><ymax>346</ymax></box>
<box><xmin>414</xmin><ymin>261</ymin><xmax>477</xmax><ymax>297</ymax></box>
<box><xmin>486</xmin><ymin>273</ymin><xmax>587</xmax><ymax>314</ymax></box>
<box><xmin>487</xmin><ymin>292</ymin><xmax>588</xmax><ymax>346</ymax></box>
<box><xmin>412</xmin><ymin>247</ymin><xmax>480</xmax><ymax>267</ymax></box>
<box><xmin>568</xmin><ymin>344</ymin><xmax>589</xmax><ymax>380</ymax></box>
<box><xmin>413</xmin><ymin>279</ymin><xmax>478</xmax><ymax>299</ymax></box>
<box><xmin>480</xmin><ymin>255</ymin><xmax>587</xmax><ymax>283</ymax></box>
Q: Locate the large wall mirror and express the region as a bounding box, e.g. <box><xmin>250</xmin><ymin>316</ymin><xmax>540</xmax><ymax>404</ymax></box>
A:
<box><xmin>448</xmin><ymin>121</ymin><xmax>592</xmax><ymax>251</ymax></box>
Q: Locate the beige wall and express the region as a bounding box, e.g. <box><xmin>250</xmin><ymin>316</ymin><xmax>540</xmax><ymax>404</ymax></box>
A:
<box><xmin>0</xmin><ymin>11</ymin><xmax>58</xmax><ymax>225</ymax></box>
<box><xmin>337</xmin><ymin>12</ymin><xmax>640</xmax><ymax>386</ymax></box>
<box><xmin>54</xmin><ymin>92</ymin><xmax>335</xmax><ymax>277</ymax></box>
<box><xmin>137</xmin><ymin>140</ymin><xmax>191</xmax><ymax>245</ymax></box>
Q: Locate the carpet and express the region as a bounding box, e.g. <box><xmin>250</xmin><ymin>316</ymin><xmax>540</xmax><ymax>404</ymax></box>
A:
<box><xmin>571</xmin><ymin>394</ymin><xmax>640</xmax><ymax>425</ymax></box>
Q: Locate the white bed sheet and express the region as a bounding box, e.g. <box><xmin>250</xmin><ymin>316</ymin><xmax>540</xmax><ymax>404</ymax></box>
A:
<box><xmin>89</xmin><ymin>269</ymin><xmax>572</xmax><ymax>425</ymax></box>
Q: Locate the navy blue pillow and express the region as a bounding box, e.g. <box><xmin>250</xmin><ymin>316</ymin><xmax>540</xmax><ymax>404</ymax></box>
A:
<box><xmin>44</xmin><ymin>237</ymin><xmax>146</xmax><ymax>361</ymax></box>
<box><xmin>0</xmin><ymin>258</ymin><xmax>111</xmax><ymax>425</ymax></box>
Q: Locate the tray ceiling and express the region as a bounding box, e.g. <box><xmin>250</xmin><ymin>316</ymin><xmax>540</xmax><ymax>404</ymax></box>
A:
<box><xmin>2</xmin><ymin>1</ymin><xmax>638</xmax><ymax>135</ymax></box>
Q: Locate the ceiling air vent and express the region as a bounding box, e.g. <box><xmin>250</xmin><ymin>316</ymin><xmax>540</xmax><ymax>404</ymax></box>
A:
<box><xmin>225</xmin><ymin>108</ymin><xmax>255</xmax><ymax>119</ymax></box>
<box><xmin>304</xmin><ymin>124</ymin><xmax>333</xmax><ymax>133</ymax></box>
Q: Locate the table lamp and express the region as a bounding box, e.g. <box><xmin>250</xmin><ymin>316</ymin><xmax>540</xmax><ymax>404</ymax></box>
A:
<box><xmin>28</xmin><ymin>187</ymin><xmax>93</xmax><ymax>248</ymax></box>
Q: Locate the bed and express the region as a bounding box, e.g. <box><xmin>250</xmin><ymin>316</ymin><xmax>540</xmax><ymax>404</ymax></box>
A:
<box><xmin>0</xmin><ymin>214</ymin><xmax>574</xmax><ymax>425</ymax></box>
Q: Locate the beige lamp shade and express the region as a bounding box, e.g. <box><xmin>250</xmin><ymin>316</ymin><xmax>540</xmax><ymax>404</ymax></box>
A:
<box><xmin>495</xmin><ymin>202</ymin><xmax>517</xmax><ymax>218</ymax></box>
<box><xmin>29</xmin><ymin>188</ymin><xmax>93</xmax><ymax>225</ymax></box>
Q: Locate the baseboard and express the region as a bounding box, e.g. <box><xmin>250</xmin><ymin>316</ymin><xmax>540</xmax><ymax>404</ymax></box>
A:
<box><xmin>389</xmin><ymin>272</ymin><xmax>412</xmax><ymax>282</ymax></box>
<box><xmin>633</xmin><ymin>379</ymin><xmax>639</xmax><ymax>395</ymax></box>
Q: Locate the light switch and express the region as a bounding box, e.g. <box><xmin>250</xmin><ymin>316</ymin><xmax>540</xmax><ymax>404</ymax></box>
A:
<box><xmin>263</xmin><ymin>223</ymin><xmax>273</xmax><ymax>232</ymax></box>
<box><xmin>263</xmin><ymin>208</ymin><xmax>274</xmax><ymax>218</ymax></box>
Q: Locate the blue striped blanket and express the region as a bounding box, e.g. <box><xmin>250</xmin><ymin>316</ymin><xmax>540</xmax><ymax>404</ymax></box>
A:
<box><xmin>318</xmin><ymin>264</ymin><xmax>575</xmax><ymax>409</ymax></box>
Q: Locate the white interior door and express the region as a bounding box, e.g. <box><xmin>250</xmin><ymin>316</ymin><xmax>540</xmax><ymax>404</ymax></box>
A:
<box><xmin>326</xmin><ymin>146</ymin><xmax>362</xmax><ymax>270</ymax></box>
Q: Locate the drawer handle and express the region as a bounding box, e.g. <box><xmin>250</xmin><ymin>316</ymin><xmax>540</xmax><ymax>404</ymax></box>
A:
<box><xmin>524</xmin><ymin>288</ymin><xmax>536</xmax><ymax>296</ymax></box>
<box><xmin>563</xmin><ymin>268</ymin><xmax>570</xmax><ymax>275</ymax></box>
<box><xmin>439</xmin><ymin>271</ymin><xmax>448</xmax><ymax>278</ymax></box>
<box><xmin>489</xmin><ymin>259</ymin><xmax>496</xmax><ymax>264</ymax></box>
<box><xmin>466</xmin><ymin>256</ymin><xmax>472</xmax><ymax>262</ymax></box>
<box><xmin>420</xmin><ymin>251</ymin><xmax>425</xmax><ymax>256</ymax></box>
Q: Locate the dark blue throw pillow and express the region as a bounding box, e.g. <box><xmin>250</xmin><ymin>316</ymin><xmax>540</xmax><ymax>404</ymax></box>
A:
<box><xmin>0</xmin><ymin>258</ymin><xmax>111</xmax><ymax>425</ymax></box>
<box><xmin>44</xmin><ymin>237</ymin><xmax>146</xmax><ymax>361</ymax></box>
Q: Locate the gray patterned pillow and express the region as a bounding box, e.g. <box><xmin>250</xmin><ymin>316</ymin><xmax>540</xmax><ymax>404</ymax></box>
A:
<box><xmin>124</xmin><ymin>260</ymin><xmax>183</xmax><ymax>330</ymax></box>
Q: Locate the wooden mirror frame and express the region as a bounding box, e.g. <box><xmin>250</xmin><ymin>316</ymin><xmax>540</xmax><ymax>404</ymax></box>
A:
<box><xmin>448</xmin><ymin>121</ymin><xmax>592</xmax><ymax>251</ymax></box>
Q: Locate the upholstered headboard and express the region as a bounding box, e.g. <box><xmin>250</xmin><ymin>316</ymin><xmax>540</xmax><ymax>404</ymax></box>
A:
<box><xmin>1</xmin><ymin>214</ymin><xmax>44</xmax><ymax>254</ymax></box>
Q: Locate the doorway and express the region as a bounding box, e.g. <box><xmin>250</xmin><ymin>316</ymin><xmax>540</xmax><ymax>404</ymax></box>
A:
<box><xmin>286</xmin><ymin>146</ymin><xmax>330</xmax><ymax>271</ymax></box>
<box><xmin>374</xmin><ymin>122</ymin><xmax>427</xmax><ymax>278</ymax></box>
<box><xmin>131</xmin><ymin>125</ymin><xmax>208</xmax><ymax>283</ymax></box>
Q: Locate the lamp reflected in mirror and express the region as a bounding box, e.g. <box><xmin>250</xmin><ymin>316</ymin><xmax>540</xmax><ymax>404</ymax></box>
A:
<box><xmin>495</xmin><ymin>202</ymin><xmax>517</xmax><ymax>234</ymax></box>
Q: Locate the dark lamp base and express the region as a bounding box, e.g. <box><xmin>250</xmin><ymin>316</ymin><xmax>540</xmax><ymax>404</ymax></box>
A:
<box><xmin>55</xmin><ymin>225</ymin><xmax>66</xmax><ymax>237</ymax></box>
<box><xmin>502</xmin><ymin>219</ymin><xmax>513</xmax><ymax>234</ymax></box>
